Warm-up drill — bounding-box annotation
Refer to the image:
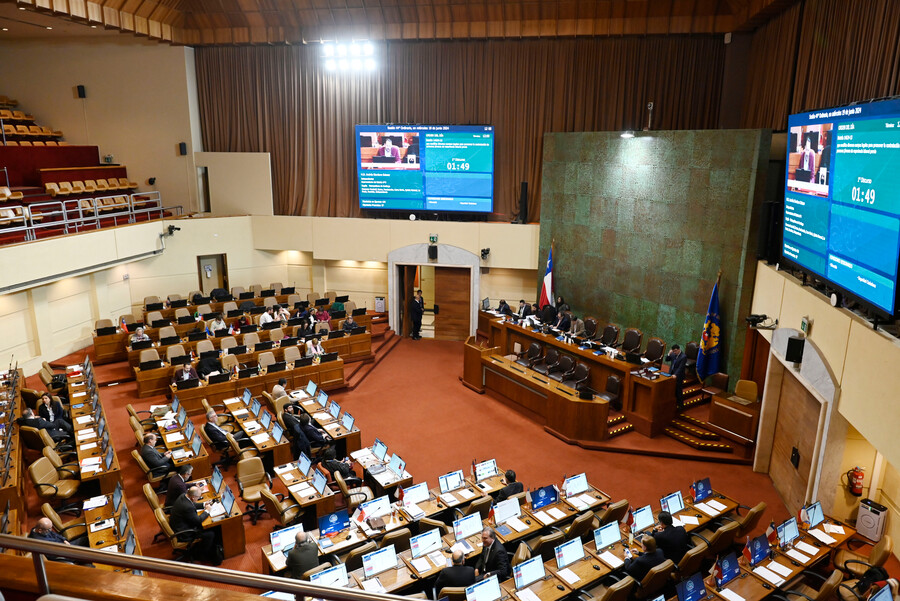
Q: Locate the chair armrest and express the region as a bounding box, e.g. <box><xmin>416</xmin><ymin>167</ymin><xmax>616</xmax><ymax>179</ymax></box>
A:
<box><xmin>55</xmin><ymin>466</ymin><xmax>79</xmax><ymax>478</ymax></box>
<box><xmin>279</xmin><ymin>502</ymin><xmax>302</xmax><ymax>517</ymax></box>
<box><xmin>344</xmin><ymin>477</ymin><xmax>363</xmax><ymax>488</ymax></box>
<box><xmin>841</xmin><ymin>559</ymin><xmax>875</xmax><ymax>572</ymax></box>
<box><xmin>734</xmin><ymin>504</ymin><xmax>751</xmax><ymax>515</ymax></box>
<box><xmin>172</xmin><ymin>528</ymin><xmax>204</xmax><ymax>542</ymax></box>
<box><xmin>348</xmin><ymin>491</ymin><xmax>369</xmax><ymax>505</ymax></box>
<box><xmin>59</xmin><ymin>522</ymin><xmax>87</xmax><ymax>537</ymax></box>
<box><xmin>689</xmin><ymin>532</ymin><xmax>710</xmax><ymax>545</ymax></box>
<box><xmin>843</xmin><ymin>537</ymin><xmax>870</xmax><ymax>550</ymax></box>
<box><xmin>34</xmin><ymin>483</ymin><xmax>60</xmax><ymax>494</ymax></box>
<box><xmin>797</xmin><ymin>569</ymin><xmax>828</xmax><ymax>584</ymax></box>
<box><xmin>838</xmin><ymin>584</ymin><xmax>864</xmax><ymax>601</ymax></box>
<box><xmin>780</xmin><ymin>591</ymin><xmax>815</xmax><ymax>601</ymax></box>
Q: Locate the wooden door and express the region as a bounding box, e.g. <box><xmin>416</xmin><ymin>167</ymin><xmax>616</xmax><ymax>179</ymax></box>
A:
<box><xmin>197</xmin><ymin>254</ymin><xmax>227</xmax><ymax>295</ymax></box>
<box><xmin>433</xmin><ymin>267</ymin><xmax>471</xmax><ymax>341</ymax></box>
<box><xmin>768</xmin><ymin>369</ymin><xmax>820</xmax><ymax>513</ymax></box>
<box><xmin>399</xmin><ymin>265</ymin><xmax>416</xmax><ymax>337</ymax></box>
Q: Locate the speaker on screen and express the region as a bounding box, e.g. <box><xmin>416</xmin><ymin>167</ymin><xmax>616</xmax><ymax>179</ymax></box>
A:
<box><xmin>785</xmin><ymin>336</ymin><xmax>805</xmax><ymax>363</ymax></box>
<box><xmin>76</xmin><ymin>85</ymin><xmax>86</xmax><ymax>99</ymax></box>
<box><xmin>428</xmin><ymin>245</ymin><xmax>438</xmax><ymax>261</ymax></box>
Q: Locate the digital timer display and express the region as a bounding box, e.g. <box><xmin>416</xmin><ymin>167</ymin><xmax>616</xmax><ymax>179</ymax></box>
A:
<box><xmin>783</xmin><ymin>98</ymin><xmax>900</xmax><ymax>315</ymax></box>
<box><xmin>355</xmin><ymin>124</ymin><xmax>494</xmax><ymax>213</ymax></box>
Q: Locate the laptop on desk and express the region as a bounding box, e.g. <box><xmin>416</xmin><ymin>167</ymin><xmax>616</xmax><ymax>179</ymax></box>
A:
<box><xmin>208</xmin><ymin>373</ymin><xmax>230</xmax><ymax>384</ymax></box>
<box><xmin>268</xmin><ymin>361</ymin><xmax>287</xmax><ymax>373</ymax></box>
<box><xmin>239</xmin><ymin>292</ymin><xmax>254</xmax><ymax>300</ymax></box>
<box><xmin>139</xmin><ymin>360</ymin><xmax>163</xmax><ymax>371</ymax></box>
<box><xmin>170</xmin><ymin>299</ymin><xmax>188</xmax><ymax>308</ymax></box>
<box><xmin>97</xmin><ymin>326</ymin><xmax>117</xmax><ymax>336</ymax></box>
<box><xmin>187</xmin><ymin>332</ymin><xmax>207</xmax><ymax>342</ymax></box>
<box><xmin>255</xmin><ymin>341</ymin><xmax>274</xmax><ymax>351</ymax></box>
<box><xmin>151</xmin><ymin>319</ymin><xmax>169</xmax><ymax>329</ymax></box>
<box><xmin>131</xmin><ymin>340</ymin><xmax>152</xmax><ymax>350</ymax></box>
<box><xmin>176</xmin><ymin>377</ymin><xmax>200</xmax><ymax>390</ymax></box>
<box><xmin>227</xmin><ymin>309</ymin><xmax>242</xmax><ymax>318</ymax></box>
<box><xmin>177</xmin><ymin>315</ymin><xmax>195</xmax><ymax>325</ymax></box>
<box><xmin>227</xmin><ymin>345</ymin><xmax>247</xmax><ymax>356</ymax></box>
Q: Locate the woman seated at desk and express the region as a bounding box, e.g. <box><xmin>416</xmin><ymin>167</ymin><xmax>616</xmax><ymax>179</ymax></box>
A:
<box><xmin>130</xmin><ymin>326</ymin><xmax>150</xmax><ymax>344</ymax></box>
<box><xmin>305</xmin><ymin>337</ymin><xmax>326</xmax><ymax>358</ymax></box>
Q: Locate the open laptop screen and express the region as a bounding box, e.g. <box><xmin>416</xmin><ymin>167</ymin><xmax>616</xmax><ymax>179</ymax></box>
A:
<box><xmin>270</xmin><ymin>524</ymin><xmax>304</xmax><ymax>553</ymax></box>
<box><xmin>660</xmin><ymin>491</ymin><xmax>685</xmax><ymax>515</ymax></box>
<box><xmin>563</xmin><ymin>473</ymin><xmax>589</xmax><ymax>497</ymax></box>
<box><xmin>372</xmin><ymin>438</ymin><xmax>388</xmax><ymax>462</ymax></box>
<box><xmin>466</xmin><ymin>575</ymin><xmax>502</xmax><ymax>601</ymax></box>
<box><xmin>632</xmin><ymin>504</ymin><xmax>654</xmax><ymax>533</ymax></box>
<box><xmin>676</xmin><ymin>572</ymin><xmax>707</xmax><ymax>601</ymax></box>
<box><xmin>555</xmin><ymin>538</ymin><xmax>585</xmax><ymax>569</ymax></box>
<box><xmin>474</xmin><ymin>459</ymin><xmax>498</xmax><ymax>481</ymax></box>
<box><xmin>594</xmin><ymin>522</ymin><xmax>621</xmax><ymax>550</ymax></box>
<box><xmin>310</xmin><ymin>563</ymin><xmax>349</xmax><ymax>588</ymax></box>
<box><xmin>410</xmin><ymin>528</ymin><xmax>442</xmax><ymax>559</ymax></box>
<box><xmin>777</xmin><ymin>517</ymin><xmax>799</xmax><ymax>548</ymax></box>
<box><xmin>513</xmin><ymin>555</ymin><xmax>545</xmax><ymax>589</ymax></box>
<box><xmin>494</xmin><ymin>498</ymin><xmax>521</xmax><ymax>524</ymax></box>
<box><xmin>454</xmin><ymin>513</ymin><xmax>482</xmax><ymax>542</ymax></box>
<box><xmin>806</xmin><ymin>501</ymin><xmax>825</xmax><ymax>528</ymax></box>
<box><xmin>439</xmin><ymin>470</ymin><xmax>464</xmax><ymax>493</ymax></box>
<box><xmin>362</xmin><ymin>544</ymin><xmax>397</xmax><ymax>579</ymax></box>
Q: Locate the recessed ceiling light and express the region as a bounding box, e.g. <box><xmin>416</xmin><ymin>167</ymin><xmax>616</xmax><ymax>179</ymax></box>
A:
<box><xmin>18</xmin><ymin>6</ymin><xmax>25</xmax><ymax>9</ymax></box>
<box><xmin>91</xmin><ymin>25</ymin><xmax>97</xmax><ymax>28</ymax></box>
<box><xmin>46</xmin><ymin>26</ymin><xmax>52</xmax><ymax>30</ymax></box>
<box><xmin>1</xmin><ymin>28</ymin><xmax>7</xmax><ymax>32</ymax></box>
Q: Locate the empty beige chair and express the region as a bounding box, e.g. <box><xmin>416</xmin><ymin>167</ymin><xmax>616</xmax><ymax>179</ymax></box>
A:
<box><xmin>174</xmin><ymin>307</ymin><xmax>191</xmax><ymax>321</ymax></box>
<box><xmin>231</xmin><ymin>287</ymin><xmax>245</xmax><ymax>297</ymax></box>
<box><xmin>0</xmin><ymin>186</ymin><xmax>23</xmax><ymax>202</ymax></box>
<box><xmin>70</xmin><ymin>181</ymin><xmax>86</xmax><ymax>194</ymax></box>
<box><xmin>119</xmin><ymin>177</ymin><xmax>138</xmax><ymax>189</ymax></box>
<box><xmin>146</xmin><ymin>311</ymin><xmax>165</xmax><ymax>324</ymax></box>
<box><xmin>139</xmin><ymin>348</ymin><xmax>161</xmax><ymax>364</ymax></box>
<box><xmin>379</xmin><ymin>527</ymin><xmax>411</xmax><ymax>553</ymax></box>
<box><xmin>237</xmin><ymin>456</ymin><xmax>271</xmax><ymax>525</ymax></box>
<box><xmin>325</xmin><ymin>291</ymin><xmax>337</xmax><ymax>302</ymax></box>
<box><xmin>220</xmin><ymin>336</ymin><xmax>238</xmax><ymax>352</ymax></box>
<box><xmin>307</xmin><ymin>292</ymin><xmax>319</xmax><ymax>304</ymax></box>
<box><xmin>258</xmin><ymin>351</ymin><xmax>276</xmax><ymax>370</ymax></box>
<box><xmin>287</xmin><ymin>294</ymin><xmax>301</xmax><ymax>308</ymax></box>
<box><xmin>834</xmin><ymin>535</ymin><xmax>893</xmax><ymax>577</ymax></box>
<box><xmin>44</xmin><ymin>182</ymin><xmax>63</xmax><ymax>197</ymax></box>
<box><xmin>222</xmin><ymin>301</ymin><xmax>238</xmax><ymax>314</ymax></box>
<box><xmin>734</xmin><ymin>379</ymin><xmax>758</xmax><ymax>402</ymax></box>
<box><xmin>105</xmin><ymin>178</ymin><xmax>121</xmax><ymax>190</ymax></box>
<box><xmin>250</xmin><ymin>284</ymin><xmax>263</xmax><ymax>296</ymax></box>
<box><xmin>95</xmin><ymin>178</ymin><xmax>109</xmax><ymax>192</ymax></box>
<box><xmin>221</xmin><ymin>354</ymin><xmax>239</xmax><ymax>372</ymax></box>
<box><xmin>343</xmin><ymin>300</ymin><xmax>357</xmax><ymax>313</ymax></box>
<box><xmin>269</xmin><ymin>282</ymin><xmax>283</xmax><ymax>293</ymax></box>
<box><xmin>314</xmin><ymin>321</ymin><xmax>331</xmax><ymax>334</ymax></box>
<box><xmin>144</xmin><ymin>295</ymin><xmax>161</xmax><ymax>307</ymax></box>
<box><xmin>32</xmin><ymin>140</ymin><xmax>45</xmax><ymax>146</ymax></box>
<box><xmin>283</xmin><ymin>346</ymin><xmax>301</xmax><ymax>364</ymax></box>
<box><xmin>242</xmin><ymin>332</ymin><xmax>260</xmax><ymax>348</ymax></box>
<box><xmin>263</xmin><ymin>296</ymin><xmax>277</xmax><ymax>308</ymax></box>
<box><xmin>196</xmin><ymin>340</ymin><xmax>215</xmax><ymax>355</ymax></box>
<box><xmin>580</xmin><ymin>575</ymin><xmax>636</xmax><ymax>601</ymax></box>
<box><xmin>95</xmin><ymin>318</ymin><xmax>114</xmax><ymax>331</ymax></box>
<box><xmin>267</xmin><ymin>327</ymin><xmax>284</xmax><ymax>341</ymax></box>
<box><xmin>197</xmin><ymin>304</ymin><xmax>213</xmax><ymax>316</ymax></box>
<box><xmin>166</xmin><ymin>345</ymin><xmax>186</xmax><ymax>362</ymax></box>
<box><xmin>158</xmin><ymin>325</ymin><xmax>177</xmax><ymax>340</ymax></box>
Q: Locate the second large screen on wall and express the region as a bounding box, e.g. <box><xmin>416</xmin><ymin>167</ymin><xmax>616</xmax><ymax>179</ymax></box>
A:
<box><xmin>356</xmin><ymin>124</ymin><xmax>494</xmax><ymax>213</ymax></box>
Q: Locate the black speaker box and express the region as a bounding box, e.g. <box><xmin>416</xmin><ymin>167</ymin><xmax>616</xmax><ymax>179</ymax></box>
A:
<box><xmin>428</xmin><ymin>245</ymin><xmax>438</xmax><ymax>260</ymax></box>
<box><xmin>518</xmin><ymin>182</ymin><xmax>528</xmax><ymax>224</ymax></box>
<box><xmin>76</xmin><ymin>85</ymin><xmax>86</xmax><ymax>98</ymax></box>
<box><xmin>785</xmin><ymin>336</ymin><xmax>805</xmax><ymax>363</ymax></box>
<box><xmin>178</xmin><ymin>142</ymin><xmax>188</xmax><ymax>156</ymax></box>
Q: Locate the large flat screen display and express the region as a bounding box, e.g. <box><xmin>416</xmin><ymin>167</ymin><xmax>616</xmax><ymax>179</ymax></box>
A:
<box><xmin>783</xmin><ymin>98</ymin><xmax>900</xmax><ymax>315</ymax></box>
<box><xmin>356</xmin><ymin>124</ymin><xmax>494</xmax><ymax>213</ymax></box>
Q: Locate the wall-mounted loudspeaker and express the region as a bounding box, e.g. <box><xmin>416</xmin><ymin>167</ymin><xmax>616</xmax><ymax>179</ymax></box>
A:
<box><xmin>178</xmin><ymin>142</ymin><xmax>188</xmax><ymax>156</ymax></box>
<box><xmin>785</xmin><ymin>336</ymin><xmax>805</xmax><ymax>363</ymax></box>
<box><xmin>76</xmin><ymin>85</ymin><xmax>86</xmax><ymax>99</ymax></box>
<box><xmin>517</xmin><ymin>182</ymin><xmax>528</xmax><ymax>224</ymax></box>
<box><xmin>428</xmin><ymin>245</ymin><xmax>438</xmax><ymax>261</ymax></box>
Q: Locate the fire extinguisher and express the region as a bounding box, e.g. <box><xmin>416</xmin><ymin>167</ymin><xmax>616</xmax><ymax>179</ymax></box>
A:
<box><xmin>845</xmin><ymin>466</ymin><xmax>865</xmax><ymax>497</ymax></box>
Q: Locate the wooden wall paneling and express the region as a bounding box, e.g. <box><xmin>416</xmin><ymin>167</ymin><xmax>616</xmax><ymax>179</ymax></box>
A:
<box><xmin>434</xmin><ymin>266</ymin><xmax>470</xmax><ymax>341</ymax></box>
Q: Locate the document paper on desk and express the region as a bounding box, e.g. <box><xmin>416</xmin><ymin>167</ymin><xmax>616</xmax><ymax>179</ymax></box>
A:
<box><xmin>75</xmin><ymin>415</ymin><xmax>93</xmax><ymax>425</ymax></box>
<box><xmin>360</xmin><ymin>578</ymin><xmax>386</xmax><ymax>594</ymax></box>
<box><xmin>531</xmin><ymin>510</ymin><xmax>553</xmax><ymax>525</ymax></box>
<box><xmin>516</xmin><ymin>588</ymin><xmax>542</xmax><ymax>601</ymax></box>
<box><xmin>824</xmin><ymin>524</ymin><xmax>845</xmax><ymax>535</ymax></box>
<box><xmin>808</xmin><ymin>529</ymin><xmax>836</xmax><ymax>545</ymax></box>
<box><xmin>274</xmin><ymin>464</ymin><xmax>294</xmax><ymax>475</ymax></box>
<box><xmin>752</xmin><ymin>566</ymin><xmax>785</xmax><ymax>587</ymax></box>
<box><xmin>795</xmin><ymin>541</ymin><xmax>819</xmax><ymax>556</ymax></box>
<box><xmin>694</xmin><ymin>502</ymin><xmax>719</xmax><ymax>517</ymax></box>
<box><xmin>428</xmin><ymin>551</ymin><xmax>447</xmax><ymax>567</ymax></box>
<box><xmin>80</xmin><ymin>442</ymin><xmax>98</xmax><ymax>451</ymax></box>
<box><xmin>251</xmin><ymin>432</ymin><xmax>270</xmax><ymax>444</ymax></box>
<box><xmin>231</xmin><ymin>408</ymin><xmax>249</xmax><ymax>417</ymax></box>
<box><xmin>547</xmin><ymin>507</ymin><xmax>567</xmax><ymax>520</ymax></box>
<box><xmin>707</xmin><ymin>499</ymin><xmax>728</xmax><ymax>512</ymax></box>
<box><xmin>718</xmin><ymin>589</ymin><xmax>746</xmax><ymax>601</ymax></box>
<box><xmin>440</xmin><ymin>493</ymin><xmax>457</xmax><ymax>505</ymax></box>
<box><xmin>506</xmin><ymin>517</ymin><xmax>529</xmax><ymax>532</ymax></box>
<box><xmin>679</xmin><ymin>515</ymin><xmax>700</xmax><ymax>526</ymax></box>
<box><xmin>767</xmin><ymin>562</ymin><xmax>793</xmax><ymax>578</ymax></box>
<box><xmin>208</xmin><ymin>502</ymin><xmax>226</xmax><ymax>517</ymax></box>
<box><xmin>557</xmin><ymin>567</ymin><xmax>580</xmax><ymax>585</ymax></box>
<box><xmin>411</xmin><ymin>557</ymin><xmax>431</xmax><ymax>573</ymax></box>
<box><xmin>165</xmin><ymin>432</ymin><xmax>185</xmax><ymax>443</ymax></box>
<box><xmin>77</xmin><ymin>429</ymin><xmax>96</xmax><ymax>440</ymax></box>
<box><xmin>243</xmin><ymin>420</ymin><xmax>261</xmax><ymax>432</ymax></box>
<box><xmin>598</xmin><ymin>551</ymin><xmax>624</xmax><ymax>568</ymax></box>
<box><xmin>785</xmin><ymin>548</ymin><xmax>811</xmax><ymax>564</ymax></box>
<box><xmin>457</xmin><ymin>488</ymin><xmax>476</xmax><ymax>500</ymax></box>
<box><xmin>289</xmin><ymin>483</ymin><xmax>314</xmax><ymax>497</ymax></box>
<box><xmin>83</xmin><ymin>495</ymin><xmax>108</xmax><ymax>511</ymax></box>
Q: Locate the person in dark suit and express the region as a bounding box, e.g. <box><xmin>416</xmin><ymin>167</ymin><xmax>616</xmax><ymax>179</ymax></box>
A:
<box><xmin>553</xmin><ymin>311</ymin><xmax>571</xmax><ymax>332</ymax></box>
<box><xmin>475</xmin><ymin>527</ymin><xmax>511</xmax><ymax>581</ymax></box>
<box><xmin>204</xmin><ymin>410</ymin><xmax>252</xmax><ymax>449</ymax></box>
<box><xmin>495</xmin><ymin>469</ymin><xmax>524</xmax><ymax>503</ymax></box>
<box><xmin>322</xmin><ymin>446</ymin><xmax>357</xmax><ymax>480</ymax></box>
<box><xmin>654</xmin><ymin>511</ymin><xmax>691</xmax><ymax>564</ymax></box>
<box><xmin>28</xmin><ymin>517</ymin><xmax>90</xmax><ymax>563</ymax></box>
<box><xmin>435</xmin><ymin>550</ymin><xmax>476</xmax><ymax>594</ymax></box>
<box><xmin>172</xmin><ymin>364</ymin><xmax>199</xmax><ymax>385</ymax></box>
<box><xmin>342</xmin><ymin>314</ymin><xmax>358</xmax><ymax>332</ymax></box>
<box><xmin>165</xmin><ymin>464</ymin><xmax>193</xmax><ymax>508</ymax></box>
<box><xmin>409</xmin><ymin>289</ymin><xmax>424</xmax><ymax>340</ymax></box>
<box><xmin>299</xmin><ymin>412</ymin><xmax>327</xmax><ymax>447</ymax></box>
<box><xmin>170</xmin><ymin>486</ymin><xmax>219</xmax><ymax>565</ymax></box>
<box><xmin>623</xmin><ymin>535</ymin><xmax>665</xmax><ymax>582</ymax></box>
<box><xmin>497</xmin><ymin>300</ymin><xmax>513</xmax><ymax>316</ymax></box>
<box><xmin>37</xmin><ymin>393</ymin><xmax>69</xmax><ymax>427</ymax></box>
<box><xmin>140</xmin><ymin>432</ymin><xmax>175</xmax><ymax>477</ymax></box>
<box><xmin>517</xmin><ymin>300</ymin><xmax>533</xmax><ymax>318</ymax></box>
<box><xmin>17</xmin><ymin>407</ymin><xmax>72</xmax><ymax>441</ymax></box>
<box><xmin>281</xmin><ymin>404</ymin><xmax>311</xmax><ymax>458</ymax></box>
<box><xmin>666</xmin><ymin>344</ymin><xmax>687</xmax><ymax>409</ymax></box>
<box><xmin>286</xmin><ymin>530</ymin><xmax>319</xmax><ymax>579</ymax></box>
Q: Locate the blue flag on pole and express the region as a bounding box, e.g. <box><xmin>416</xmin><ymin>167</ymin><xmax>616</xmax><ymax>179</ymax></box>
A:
<box><xmin>696</xmin><ymin>279</ymin><xmax>722</xmax><ymax>380</ymax></box>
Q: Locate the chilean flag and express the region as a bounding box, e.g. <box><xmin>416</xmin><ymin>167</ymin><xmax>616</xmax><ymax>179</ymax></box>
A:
<box><xmin>742</xmin><ymin>537</ymin><xmax>753</xmax><ymax>563</ymax></box>
<box><xmin>766</xmin><ymin>521</ymin><xmax>778</xmax><ymax>545</ymax></box>
<box><xmin>797</xmin><ymin>506</ymin><xmax>809</xmax><ymax>528</ymax></box>
<box><xmin>539</xmin><ymin>248</ymin><xmax>554</xmax><ymax>308</ymax></box>
<box><xmin>622</xmin><ymin>505</ymin><xmax>634</xmax><ymax>528</ymax></box>
<box><xmin>710</xmin><ymin>556</ymin><xmax>723</xmax><ymax>581</ymax></box>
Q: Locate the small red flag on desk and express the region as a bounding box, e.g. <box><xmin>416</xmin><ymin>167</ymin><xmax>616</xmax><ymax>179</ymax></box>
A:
<box><xmin>710</xmin><ymin>556</ymin><xmax>723</xmax><ymax>581</ymax></box>
<box><xmin>766</xmin><ymin>521</ymin><xmax>778</xmax><ymax>545</ymax></box>
<box><xmin>120</xmin><ymin>317</ymin><xmax>129</xmax><ymax>333</ymax></box>
<box><xmin>356</xmin><ymin>507</ymin><xmax>367</xmax><ymax>523</ymax></box>
<box><xmin>742</xmin><ymin>537</ymin><xmax>752</xmax><ymax>563</ymax></box>
<box><xmin>623</xmin><ymin>505</ymin><xmax>634</xmax><ymax>528</ymax></box>
<box><xmin>396</xmin><ymin>485</ymin><xmax>404</xmax><ymax>503</ymax></box>
<box><xmin>488</xmin><ymin>503</ymin><xmax>495</xmax><ymax>524</ymax></box>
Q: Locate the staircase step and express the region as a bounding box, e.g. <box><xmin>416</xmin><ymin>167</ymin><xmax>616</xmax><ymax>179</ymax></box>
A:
<box><xmin>607</xmin><ymin>414</ymin><xmax>627</xmax><ymax>427</ymax></box>
<box><xmin>670</xmin><ymin>419</ymin><xmax>720</xmax><ymax>440</ymax></box>
<box><xmin>677</xmin><ymin>414</ymin><xmax>708</xmax><ymax>428</ymax></box>
<box><xmin>607</xmin><ymin>422</ymin><xmax>634</xmax><ymax>438</ymax></box>
<box><xmin>663</xmin><ymin>427</ymin><xmax>733</xmax><ymax>453</ymax></box>
<box><xmin>682</xmin><ymin>393</ymin><xmax>709</xmax><ymax>409</ymax></box>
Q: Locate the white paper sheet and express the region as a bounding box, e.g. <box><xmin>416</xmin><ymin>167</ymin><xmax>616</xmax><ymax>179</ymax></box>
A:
<box><xmin>557</xmin><ymin>568</ymin><xmax>580</xmax><ymax>584</ymax></box>
<box><xmin>598</xmin><ymin>551</ymin><xmax>624</xmax><ymax>568</ymax></box>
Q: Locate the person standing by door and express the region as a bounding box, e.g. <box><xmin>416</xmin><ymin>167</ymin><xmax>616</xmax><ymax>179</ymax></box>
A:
<box><xmin>409</xmin><ymin>289</ymin><xmax>424</xmax><ymax>340</ymax></box>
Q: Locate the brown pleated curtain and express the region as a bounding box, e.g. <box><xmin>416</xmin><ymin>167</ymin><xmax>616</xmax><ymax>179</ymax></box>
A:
<box><xmin>195</xmin><ymin>37</ymin><xmax>726</xmax><ymax>218</ymax></box>
<box><xmin>741</xmin><ymin>0</ymin><xmax>900</xmax><ymax>130</ymax></box>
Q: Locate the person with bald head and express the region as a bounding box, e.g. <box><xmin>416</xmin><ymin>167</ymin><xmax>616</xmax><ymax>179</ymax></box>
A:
<box><xmin>28</xmin><ymin>517</ymin><xmax>89</xmax><ymax>561</ymax></box>
<box><xmin>286</xmin><ymin>530</ymin><xmax>319</xmax><ymax>579</ymax></box>
<box><xmin>435</xmin><ymin>549</ymin><xmax>476</xmax><ymax>592</ymax></box>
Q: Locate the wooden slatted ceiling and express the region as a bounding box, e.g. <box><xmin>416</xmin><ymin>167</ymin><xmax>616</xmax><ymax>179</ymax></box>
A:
<box><xmin>16</xmin><ymin>0</ymin><xmax>796</xmax><ymax>45</ymax></box>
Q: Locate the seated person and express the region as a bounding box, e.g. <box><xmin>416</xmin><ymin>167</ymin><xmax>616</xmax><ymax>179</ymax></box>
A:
<box><xmin>553</xmin><ymin>310</ymin><xmax>571</xmax><ymax>331</ymax></box>
<box><xmin>170</xmin><ymin>486</ymin><xmax>219</xmax><ymax>566</ymax></box>
<box><xmin>29</xmin><ymin>517</ymin><xmax>90</xmax><ymax>562</ymax></box>
<box><xmin>140</xmin><ymin>432</ymin><xmax>175</xmax><ymax>477</ymax></box>
<box><xmin>196</xmin><ymin>356</ymin><xmax>223</xmax><ymax>379</ymax></box>
<box><xmin>495</xmin><ymin>469</ymin><xmax>524</xmax><ymax>502</ymax></box>
<box><xmin>531</xmin><ymin>303</ymin><xmax>541</xmax><ymax>318</ymax></box>
<box><xmin>38</xmin><ymin>392</ymin><xmax>69</xmax><ymax>426</ymax></box>
<box><xmin>234</xmin><ymin>314</ymin><xmax>252</xmax><ymax>332</ymax></box>
<box><xmin>316</xmin><ymin>308</ymin><xmax>331</xmax><ymax>322</ymax></box>
<box><xmin>208</xmin><ymin>315</ymin><xmax>228</xmax><ymax>333</ymax></box>
<box><xmin>130</xmin><ymin>326</ymin><xmax>150</xmax><ymax>344</ymax></box>
<box><xmin>259</xmin><ymin>306</ymin><xmax>276</xmax><ymax>327</ymax></box>
<box><xmin>517</xmin><ymin>300</ymin><xmax>533</xmax><ymax>318</ymax></box>
<box><xmin>654</xmin><ymin>510</ymin><xmax>691</xmax><ymax>564</ymax></box>
<box><xmin>623</xmin><ymin>534</ymin><xmax>665</xmax><ymax>581</ymax></box>
<box><xmin>568</xmin><ymin>314</ymin><xmax>585</xmax><ymax>337</ymax></box>
<box><xmin>305</xmin><ymin>338</ymin><xmax>326</xmax><ymax>358</ymax></box>
<box><xmin>496</xmin><ymin>300</ymin><xmax>513</xmax><ymax>316</ymax></box>
<box><xmin>165</xmin><ymin>464</ymin><xmax>193</xmax><ymax>508</ymax></box>
<box><xmin>286</xmin><ymin>530</ymin><xmax>319</xmax><ymax>579</ymax></box>
<box><xmin>271</xmin><ymin>377</ymin><xmax>288</xmax><ymax>400</ymax></box>
<box><xmin>17</xmin><ymin>407</ymin><xmax>72</xmax><ymax>441</ymax></box>
<box><xmin>172</xmin><ymin>364</ymin><xmax>199</xmax><ymax>385</ymax></box>
<box><xmin>321</xmin><ymin>446</ymin><xmax>357</xmax><ymax>480</ymax></box>
<box><xmin>293</xmin><ymin>306</ymin><xmax>310</xmax><ymax>321</ymax></box>
<box><xmin>282</xmin><ymin>404</ymin><xmax>311</xmax><ymax>458</ymax></box>
<box><xmin>435</xmin><ymin>550</ymin><xmax>476</xmax><ymax>592</ymax></box>
<box><xmin>299</xmin><ymin>412</ymin><xmax>327</xmax><ymax>447</ymax></box>
<box><xmin>274</xmin><ymin>304</ymin><xmax>290</xmax><ymax>322</ymax></box>
<box><xmin>342</xmin><ymin>314</ymin><xmax>358</xmax><ymax>332</ymax></box>
<box><xmin>204</xmin><ymin>410</ymin><xmax>252</xmax><ymax>449</ymax></box>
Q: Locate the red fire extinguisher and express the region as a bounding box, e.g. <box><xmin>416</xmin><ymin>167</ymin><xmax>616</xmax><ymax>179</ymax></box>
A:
<box><xmin>845</xmin><ymin>466</ymin><xmax>865</xmax><ymax>497</ymax></box>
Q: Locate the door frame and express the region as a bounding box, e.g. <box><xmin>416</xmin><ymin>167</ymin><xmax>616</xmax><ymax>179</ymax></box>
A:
<box><xmin>387</xmin><ymin>243</ymin><xmax>480</xmax><ymax>337</ymax></box>
<box><xmin>196</xmin><ymin>254</ymin><xmax>228</xmax><ymax>295</ymax></box>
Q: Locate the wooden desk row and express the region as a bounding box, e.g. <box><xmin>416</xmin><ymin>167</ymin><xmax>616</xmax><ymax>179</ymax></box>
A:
<box><xmin>68</xmin><ymin>365</ymin><xmax>122</xmax><ymax>495</ymax></box>
<box><xmin>141</xmin><ymin>293</ymin><xmax>295</xmax><ymax>324</ymax></box>
<box><xmin>0</xmin><ymin>369</ymin><xmax>25</xmax><ymax>517</ymax></box>
<box><xmin>145</xmin><ymin>358</ymin><xmax>345</xmax><ymax>413</ymax></box>
<box><xmin>82</xmin><ymin>486</ymin><xmax>143</xmax><ymax>570</ymax></box>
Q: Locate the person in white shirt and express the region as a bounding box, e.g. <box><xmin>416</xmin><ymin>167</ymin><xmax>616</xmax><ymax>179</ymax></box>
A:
<box><xmin>274</xmin><ymin>304</ymin><xmax>290</xmax><ymax>323</ymax></box>
<box><xmin>259</xmin><ymin>306</ymin><xmax>275</xmax><ymax>326</ymax></box>
<box><xmin>209</xmin><ymin>315</ymin><xmax>227</xmax><ymax>332</ymax></box>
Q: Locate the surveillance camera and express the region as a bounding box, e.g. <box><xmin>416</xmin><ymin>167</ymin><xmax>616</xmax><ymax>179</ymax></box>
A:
<box><xmin>647</xmin><ymin>102</ymin><xmax>654</xmax><ymax>110</ymax></box>
<box><xmin>167</xmin><ymin>225</ymin><xmax>181</xmax><ymax>236</ymax></box>
<box><xmin>745</xmin><ymin>314</ymin><xmax>767</xmax><ymax>326</ymax></box>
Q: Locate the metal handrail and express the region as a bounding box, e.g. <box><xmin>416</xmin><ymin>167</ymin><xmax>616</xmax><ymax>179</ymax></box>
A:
<box><xmin>0</xmin><ymin>533</ymin><xmax>404</xmax><ymax>601</ymax></box>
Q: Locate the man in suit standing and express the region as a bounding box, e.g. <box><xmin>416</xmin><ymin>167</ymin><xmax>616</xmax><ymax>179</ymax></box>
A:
<box><xmin>165</xmin><ymin>464</ymin><xmax>193</xmax><ymax>507</ymax></box>
<box><xmin>435</xmin><ymin>550</ymin><xmax>477</xmax><ymax>592</ymax></box>
<box><xmin>475</xmin><ymin>527</ymin><xmax>511</xmax><ymax>581</ymax></box>
<box><xmin>286</xmin><ymin>530</ymin><xmax>319</xmax><ymax>579</ymax></box>
<box><xmin>623</xmin><ymin>535</ymin><xmax>665</xmax><ymax>582</ymax></box>
<box><xmin>666</xmin><ymin>344</ymin><xmax>687</xmax><ymax>409</ymax></box>
<box><xmin>654</xmin><ymin>511</ymin><xmax>691</xmax><ymax>564</ymax></box>
<box><xmin>170</xmin><ymin>486</ymin><xmax>219</xmax><ymax>565</ymax></box>
<box><xmin>495</xmin><ymin>470</ymin><xmax>524</xmax><ymax>503</ymax></box>
<box><xmin>139</xmin><ymin>433</ymin><xmax>175</xmax><ymax>478</ymax></box>
<box><xmin>409</xmin><ymin>289</ymin><xmax>424</xmax><ymax>340</ymax></box>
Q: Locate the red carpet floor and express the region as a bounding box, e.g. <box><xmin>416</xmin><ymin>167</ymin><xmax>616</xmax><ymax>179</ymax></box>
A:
<box><xmin>21</xmin><ymin>337</ymin><xmax>897</xmax><ymax>590</ymax></box>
